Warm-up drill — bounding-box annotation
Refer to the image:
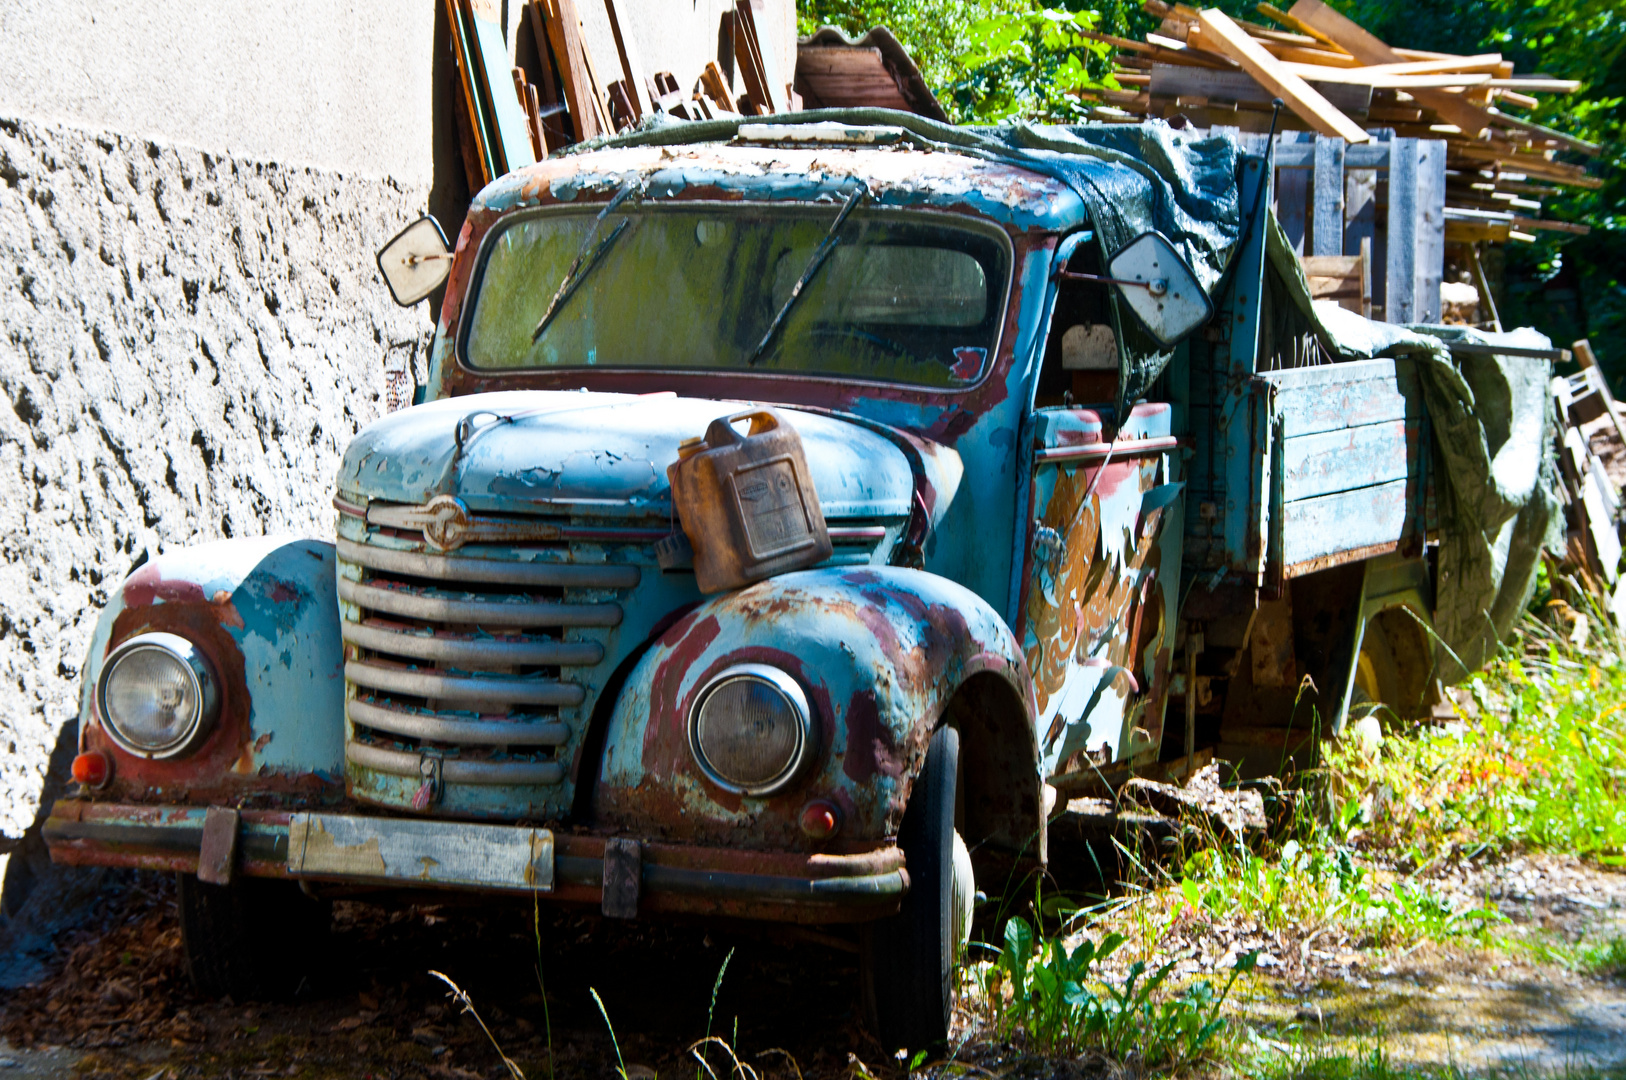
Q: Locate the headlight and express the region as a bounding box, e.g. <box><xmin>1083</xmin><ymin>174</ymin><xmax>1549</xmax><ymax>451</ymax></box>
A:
<box><xmin>688</xmin><ymin>664</ymin><xmax>815</xmax><ymax>795</ymax></box>
<box><xmin>96</xmin><ymin>632</ymin><xmax>219</xmax><ymax>758</ymax></box>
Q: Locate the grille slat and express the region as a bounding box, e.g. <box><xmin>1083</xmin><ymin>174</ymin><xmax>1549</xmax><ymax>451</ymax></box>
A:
<box><xmin>347</xmin><ymin>739</ymin><xmax>566</xmax><ymax>786</ymax></box>
<box><xmin>337</xmin><ymin>537</ymin><xmax>639</xmax><ymax>589</ymax></box>
<box><xmin>348</xmin><ymin>698</ymin><xmax>571</xmax><ymax>746</ymax></box>
<box><xmin>337</xmin><ymin>576</ymin><xmax>623</xmax><ymax>628</ymax></box>
<box><xmin>339</xmin><ymin>501</ymin><xmax>638</xmax><ymax>808</ymax></box>
<box><xmin>340</xmin><ymin>620</ymin><xmax>603</xmax><ymax>667</ymax></box>
<box><xmin>345</xmin><ymin>659</ymin><xmax>587</xmax><ymax>707</ymax></box>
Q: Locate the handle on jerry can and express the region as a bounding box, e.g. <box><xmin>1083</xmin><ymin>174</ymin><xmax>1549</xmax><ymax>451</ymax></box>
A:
<box><xmin>704</xmin><ymin>408</ymin><xmax>782</xmax><ymax>447</ymax></box>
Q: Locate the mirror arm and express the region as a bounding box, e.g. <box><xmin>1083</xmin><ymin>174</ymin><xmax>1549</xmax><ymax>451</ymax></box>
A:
<box><xmin>1055</xmin><ymin>270</ymin><xmax>1167</xmax><ymax>294</ymax></box>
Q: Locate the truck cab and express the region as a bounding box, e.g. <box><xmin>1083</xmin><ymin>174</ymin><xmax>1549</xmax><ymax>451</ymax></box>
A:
<box><xmin>44</xmin><ymin>117</ymin><xmax>1445</xmax><ymax>1050</ymax></box>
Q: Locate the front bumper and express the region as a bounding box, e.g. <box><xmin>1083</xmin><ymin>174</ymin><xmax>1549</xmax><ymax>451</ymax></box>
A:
<box><xmin>43</xmin><ymin>800</ymin><xmax>908</xmax><ymax>924</ymax></box>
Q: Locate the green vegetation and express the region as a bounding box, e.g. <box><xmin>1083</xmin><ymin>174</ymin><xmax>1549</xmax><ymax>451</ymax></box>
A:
<box><xmin>970</xmin><ymin>918</ymin><xmax>1256</xmax><ymax>1066</ymax></box>
<box><xmin>945</xmin><ymin>566</ymin><xmax>1626</xmax><ymax>1075</ymax></box>
<box><xmin>797</xmin><ymin>0</ymin><xmax>1146</xmax><ymax>121</ymax></box>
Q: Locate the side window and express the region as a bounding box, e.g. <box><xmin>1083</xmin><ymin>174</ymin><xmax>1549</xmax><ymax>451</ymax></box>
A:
<box><xmin>1035</xmin><ymin>244</ymin><xmax>1120</xmax><ymax>407</ymax></box>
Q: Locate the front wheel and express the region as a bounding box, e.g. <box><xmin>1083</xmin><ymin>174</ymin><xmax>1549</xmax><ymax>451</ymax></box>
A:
<box><xmin>177</xmin><ymin>874</ymin><xmax>330</xmax><ymax>1000</ymax></box>
<box><xmin>861</xmin><ymin>725</ymin><xmax>973</xmax><ymax>1052</ymax></box>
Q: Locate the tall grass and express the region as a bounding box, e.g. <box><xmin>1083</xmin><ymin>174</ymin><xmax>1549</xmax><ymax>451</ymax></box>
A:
<box><xmin>1318</xmin><ymin>608</ymin><xmax>1626</xmax><ymax>865</ymax></box>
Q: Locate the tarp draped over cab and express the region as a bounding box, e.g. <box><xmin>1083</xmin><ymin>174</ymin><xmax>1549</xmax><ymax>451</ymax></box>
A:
<box><xmin>586</xmin><ymin>109</ymin><xmax>1560</xmax><ymax>681</ymax></box>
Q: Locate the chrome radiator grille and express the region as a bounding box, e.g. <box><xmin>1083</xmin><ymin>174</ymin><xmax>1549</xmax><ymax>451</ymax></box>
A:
<box><xmin>335</xmin><ymin>526</ymin><xmax>640</xmax><ymax>809</ymax></box>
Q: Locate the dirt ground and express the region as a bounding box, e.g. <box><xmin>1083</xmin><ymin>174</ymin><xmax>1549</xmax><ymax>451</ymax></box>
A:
<box><xmin>6</xmin><ymin>855</ymin><xmax>1626</xmax><ymax>1079</ymax></box>
<box><xmin>0</xmin><ymin>871</ymin><xmax>884</xmax><ymax>1080</ymax></box>
<box><xmin>1224</xmin><ymin>854</ymin><xmax>1626</xmax><ymax>1073</ymax></box>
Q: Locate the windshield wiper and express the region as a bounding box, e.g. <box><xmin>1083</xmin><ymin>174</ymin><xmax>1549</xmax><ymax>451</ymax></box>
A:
<box><xmin>531</xmin><ymin>179</ymin><xmax>644</xmax><ymax>342</ymax></box>
<box><xmin>745</xmin><ymin>182</ymin><xmax>868</xmax><ymax>366</ymax></box>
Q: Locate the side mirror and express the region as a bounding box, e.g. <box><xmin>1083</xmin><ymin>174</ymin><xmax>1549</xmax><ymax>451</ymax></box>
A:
<box><xmin>377</xmin><ymin>216</ymin><xmax>452</xmax><ymax>306</ymax></box>
<box><xmin>1107</xmin><ymin>232</ymin><xmax>1212</xmax><ymax>347</ymax></box>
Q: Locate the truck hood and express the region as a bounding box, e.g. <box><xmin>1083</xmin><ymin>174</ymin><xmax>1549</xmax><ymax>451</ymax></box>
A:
<box><xmin>337</xmin><ymin>390</ymin><xmax>962</xmax><ymax>522</ymax></box>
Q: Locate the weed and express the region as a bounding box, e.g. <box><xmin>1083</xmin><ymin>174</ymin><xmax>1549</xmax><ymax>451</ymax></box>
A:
<box><xmin>696</xmin><ymin>947</ymin><xmax>735</xmax><ymax>1080</ymax></box>
<box><xmin>531</xmin><ymin>891</ymin><xmax>554</xmax><ymax>1080</ymax></box>
<box><xmin>1581</xmin><ymin>936</ymin><xmax>1626</xmax><ymax>980</ymax></box>
<box><xmin>590</xmin><ymin>987</ymin><xmax>628</xmax><ymax>1080</ymax></box>
<box><xmin>429</xmin><ymin>970</ymin><xmax>525</xmax><ymax>1080</ymax></box>
<box><xmin>972</xmin><ymin>914</ymin><xmax>1256</xmax><ymax>1067</ymax></box>
<box><xmin>1316</xmin><ymin>604</ymin><xmax>1626</xmax><ymax>864</ymax></box>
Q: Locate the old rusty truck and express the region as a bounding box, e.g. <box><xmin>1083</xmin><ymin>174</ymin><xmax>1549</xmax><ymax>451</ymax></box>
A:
<box><xmin>43</xmin><ymin>112</ymin><xmax>1555</xmax><ymax>1049</ymax></box>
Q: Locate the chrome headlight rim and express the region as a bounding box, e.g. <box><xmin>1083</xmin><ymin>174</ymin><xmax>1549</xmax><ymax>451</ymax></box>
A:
<box><xmin>688</xmin><ymin>663</ymin><xmax>816</xmax><ymax>797</ymax></box>
<box><xmin>95</xmin><ymin>632</ymin><xmax>220</xmax><ymax>760</ymax></box>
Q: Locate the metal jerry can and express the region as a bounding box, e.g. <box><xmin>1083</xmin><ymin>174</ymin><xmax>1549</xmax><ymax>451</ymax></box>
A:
<box><xmin>668</xmin><ymin>408</ymin><xmax>832</xmax><ymax>594</ymax></box>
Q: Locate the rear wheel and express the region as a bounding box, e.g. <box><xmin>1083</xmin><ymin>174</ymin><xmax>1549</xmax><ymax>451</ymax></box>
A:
<box><xmin>177</xmin><ymin>874</ymin><xmax>330</xmax><ymax>1000</ymax></box>
<box><xmin>861</xmin><ymin>726</ymin><xmax>971</xmax><ymax>1052</ymax></box>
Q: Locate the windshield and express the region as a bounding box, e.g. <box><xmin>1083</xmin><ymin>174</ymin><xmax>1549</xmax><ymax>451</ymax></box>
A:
<box><xmin>462</xmin><ymin>204</ymin><xmax>1011</xmax><ymax>388</ymax></box>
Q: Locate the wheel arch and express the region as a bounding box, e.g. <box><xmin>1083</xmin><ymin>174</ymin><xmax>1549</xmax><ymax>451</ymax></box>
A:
<box><xmin>939</xmin><ymin>668</ymin><xmax>1046</xmax><ymax>869</ymax></box>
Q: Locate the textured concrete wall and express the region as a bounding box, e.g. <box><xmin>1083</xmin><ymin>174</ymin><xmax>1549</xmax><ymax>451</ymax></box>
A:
<box><xmin>0</xmin><ymin>115</ymin><xmax>434</xmax><ymax>845</ymax></box>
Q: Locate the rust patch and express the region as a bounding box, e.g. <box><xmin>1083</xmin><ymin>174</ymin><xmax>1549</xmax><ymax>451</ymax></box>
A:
<box><xmin>840</xmin><ymin>689</ymin><xmax>901</xmax><ymax>784</ymax></box>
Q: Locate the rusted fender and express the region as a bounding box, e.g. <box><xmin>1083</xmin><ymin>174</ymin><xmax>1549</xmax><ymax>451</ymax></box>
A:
<box><xmin>79</xmin><ymin>538</ymin><xmax>347</xmax><ymax>804</ymax></box>
<box><xmin>591</xmin><ymin>566</ymin><xmax>1041</xmax><ymax>853</ymax></box>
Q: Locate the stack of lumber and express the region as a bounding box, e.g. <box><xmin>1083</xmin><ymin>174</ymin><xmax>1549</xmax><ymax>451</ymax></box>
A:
<box><xmin>445</xmin><ymin>0</ymin><xmax>796</xmax><ymax>190</ymax></box>
<box><xmin>1553</xmin><ymin>340</ymin><xmax>1626</xmax><ymax>600</ymax></box>
<box><xmin>1077</xmin><ymin>0</ymin><xmax>1597</xmax><ymax>243</ymax></box>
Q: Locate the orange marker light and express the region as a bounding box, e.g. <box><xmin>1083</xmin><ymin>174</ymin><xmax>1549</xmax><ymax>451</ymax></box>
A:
<box><xmin>71</xmin><ymin>752</ymin><xmax>111</xmax><ymax>788</ymax></box>
<box><xmin>799</xmin><ymin>799</ymin><xmax>840</xmax><ymax>840</ymax></box>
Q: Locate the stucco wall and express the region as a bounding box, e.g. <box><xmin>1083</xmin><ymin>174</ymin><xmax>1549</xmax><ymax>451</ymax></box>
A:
<box><xmin>0</xmin><ymin>116</ymin><xmax>436</xmax><ymax>840</ymax></box>
<box><xmin>0</xmin><ymin>3</ymin><xmax>443</xmax><ymax>891</ymax></box>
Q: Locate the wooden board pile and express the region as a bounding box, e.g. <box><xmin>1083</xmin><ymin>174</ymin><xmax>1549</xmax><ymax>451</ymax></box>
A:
<box><xmin>1079</xmin><ymin>0</ymin><xmax>1599</xmax><ymax>244</ymax></box>
<box><xmin>1553</xmin><ymin>339</ymin><xmax>1626</xmax><ymax>600</ymax></box>
<box><xmin>443</xmin><ymin>0</ymin><xmax>795</xmax><ymax>191</ymax></box>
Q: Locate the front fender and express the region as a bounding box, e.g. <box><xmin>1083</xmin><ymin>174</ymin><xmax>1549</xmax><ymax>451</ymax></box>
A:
<box><xmin>79</xmin><ymin>537</ymin><xmax>346</xmax><ymax>804</ymax></box>
<box><xmin>592</xmin><ymin>567</ymin><xmax>1036</xmax><ymax>849</ymax></box>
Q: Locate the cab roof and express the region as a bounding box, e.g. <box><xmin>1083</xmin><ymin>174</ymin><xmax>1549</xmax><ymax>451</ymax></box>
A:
<box><xmin>473</xmin><ymin>138</ymin><xmax>1088</xmax><ymax>234</ymax></box>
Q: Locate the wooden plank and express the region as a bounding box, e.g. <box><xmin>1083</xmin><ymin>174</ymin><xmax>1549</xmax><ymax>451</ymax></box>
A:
<box><xmin>445</xmin><ymin>0</ymin><xmax>497</xmax><ymax>185</ymax></box>
<box><xmin>1196</xmin><ymin>8</ymin><xmax>1369</xmax><ymax>142</ymax></box>
<box><xmin>1281</xmin><ymin>64</ymin><xmax>1491</xmax><ymax>88</ymax></box>
<box><xmin>465</xmin><ymin>0</ymin><xmax>537</xmax><ymax>173</ymax></box>
<box><xmin>1354</xmin><ymin>53</ymin><xmax>1504</xmax><ymax>76</ymax></box>
<box><xmin>1149</xmin><ymin>64</ymin><xmax>1371</xmax><ymax>112</ymax></box>
<box><xmin>1486</xmin><ymin>77</ymin><xmax>1580</xmax><ymax>93</ymax></box>
<box><xmin>1254</xmin><ymin>1</ymin><xmax>1348</xmax><ymax>52</ymax></box>
<box><xmin>733</xmin><ymin>0</ymin><xmax>788</xmax><ymax>114</ymax></box>
<box><xmin>1272</xmin><ymin>141</ymin><xmax>1388</xmax><ymax>168</ymax></box>
<box><xmin>700</xmin><ymin>60</ymin><xmax>738</xmax><ymax>114</ymax></box>
<box><xmin>1310</xmin><ymin>135</ymin><xmax>1344</xmax><ymax>256</ymax></box>
<box><xmin>1276</xmin><ymin>133</ymin><xmax>1309</xmax><ymax>254</ymax></box>
<box><xmin>513</xmin><ymin>69</ymin><xmax>544</xmax><ymax>159</ymax></box>
<box><xmin>1265</xmin><ymin>357</ymin><xmax>1418</xmax><ymax>436</ymax></box>
<box><xmin>1385</xmin><ymin>137</ymin><xmax>1419</xmax><ymax>324</ymax></box>
<box><xmin>602</xmin><ymin>0</ymin><xmax>651</xmax><ymax>123</ymax></box>
<box><xmin>1287</xmin><ymin>0</ymin><xmax>1493</xmax><ymax>136</ymax></box>
<box><xmin>1487</xmin><ymin>108</ymin><xmax>1601</xmax><ymax>156</ymax></box>
<box><xmin>570</xmin><ymin>0</ymin><xmax>616</xmax><ymax>133</ymax></box>
<box><xmin>1415</xmin><ymin>139</ymin><xmax>1445</xmax><ymax>323</ymax></box>
<box><xmin>1281</xmin><ymin>419</ymin><xmax>1412</xmax><ymax>502</ymax></box>
<box><xmin>539</xmin><ymin>0</ymin><xmax>603</xmax><ymax>141</ymax></box>
<box><xmin>1281</xmin><ymin>478</ymin><xmax>1410</xmax><ymax>566</ymax></box>
<box><xmin>525</xmin><ymin>2</ymin><xmax>569</xmax><ymax>149</ymax></box>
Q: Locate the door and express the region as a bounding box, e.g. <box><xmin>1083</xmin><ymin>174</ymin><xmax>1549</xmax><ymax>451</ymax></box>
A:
<box><xmin>1019</xmin><ymin>404</ymin><xmax>1184</xmax><ymax>777</ymax></box>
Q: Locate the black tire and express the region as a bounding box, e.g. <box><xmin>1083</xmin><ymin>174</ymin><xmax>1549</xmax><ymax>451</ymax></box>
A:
<box><xmin>177</xmin><ymin>873</ymin><xmax>330</xmax><ymax>1000</ymax></box>
<box><xmin>862</xmin><ymin>725</ymin><xmax>959</xmax><ymax>1052</ymax></box>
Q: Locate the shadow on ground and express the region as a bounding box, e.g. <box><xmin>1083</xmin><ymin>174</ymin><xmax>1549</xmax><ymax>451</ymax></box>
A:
<box><xmin>0</xmin><ymin>872</ymin><xmax>885</xmax><ymax>1080</ymax></box>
